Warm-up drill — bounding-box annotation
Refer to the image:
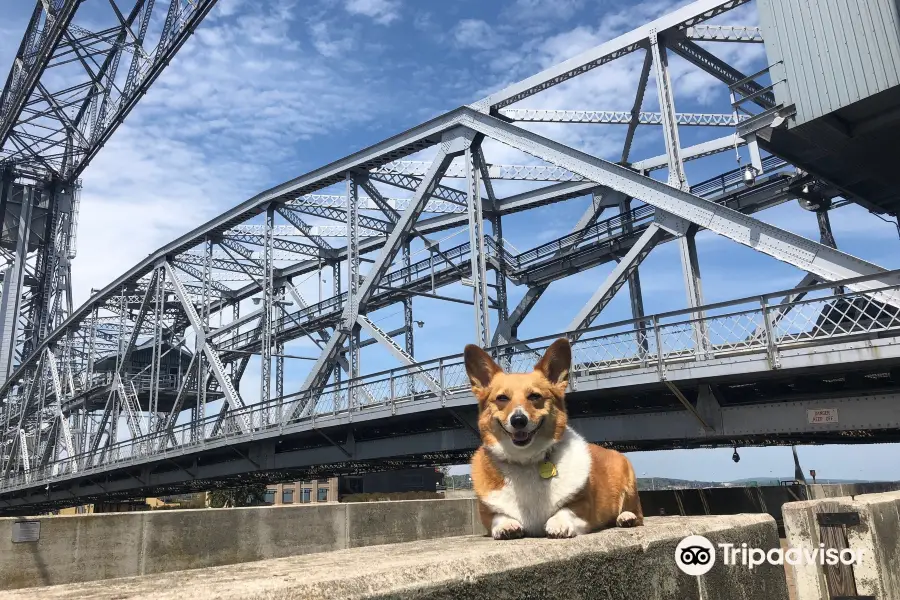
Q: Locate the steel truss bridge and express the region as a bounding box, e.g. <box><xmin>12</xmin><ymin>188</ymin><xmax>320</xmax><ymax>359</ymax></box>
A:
<box><xmin>2</xmin><ymin>0</ymin><xmax>900</xmax><ymax>514</ymax></box>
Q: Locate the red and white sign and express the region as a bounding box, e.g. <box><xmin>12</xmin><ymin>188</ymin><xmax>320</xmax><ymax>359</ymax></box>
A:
<box><xmin>807</xmin><ymin>408</ymin><xmax>839</xmax><ymax>424</ymax></box>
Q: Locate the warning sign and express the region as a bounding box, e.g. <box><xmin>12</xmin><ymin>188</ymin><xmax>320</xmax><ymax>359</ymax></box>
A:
<box><xmin>807</xmin><ymin>408</ymin><xmax>838</xmax><ymax>425</ymax></box>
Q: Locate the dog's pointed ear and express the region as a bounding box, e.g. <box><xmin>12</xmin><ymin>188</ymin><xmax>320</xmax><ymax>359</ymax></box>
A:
<box><xmin>535</xmin><ymin>338</ymin><xmax>571</xmax><ymax>388</ymax></box>
<box><xmin>464</xmin><ymin>344</ymin><xmax>502</xmax><ymax>391</ymax></box>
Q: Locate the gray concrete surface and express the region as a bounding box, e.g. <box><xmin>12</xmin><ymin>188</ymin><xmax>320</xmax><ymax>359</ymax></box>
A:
<box><xmin>783</xmin><ymin>490</ymin><xmax>900</xmax><ymax>599</ymax></box>
<box><xmin>0</xmin><ymin>498</ymin><xmax>482</xmax><ymax>590</ymax></box>
<box><xmin>0</xmin><ymin>514</ymin><xmax>788</xmax><ymax>600</ymax></box>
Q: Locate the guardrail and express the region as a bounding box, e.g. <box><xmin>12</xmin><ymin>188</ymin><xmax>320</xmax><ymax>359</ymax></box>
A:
<box><xmin>3</xmin><ymin>270</ymin><xmax>900</xmax><ymax>493</ymax></box>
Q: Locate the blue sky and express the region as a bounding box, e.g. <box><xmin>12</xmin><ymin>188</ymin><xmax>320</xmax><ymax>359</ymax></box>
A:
<box><xmin>2</xmin><ymin>0</ymin><xmax>899</xmax><ymax>482</ymax></box>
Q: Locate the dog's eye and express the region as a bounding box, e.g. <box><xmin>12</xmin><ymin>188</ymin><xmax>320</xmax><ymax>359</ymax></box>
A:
<box><xmin>494</xmin><ymin>394</ymin><xmax>509</xmax><ymax>404</ymax></box>
<box><xmin>527</xmin><ymin>393</ymin><xmax>542</xmax><ymax>402</ymax></box>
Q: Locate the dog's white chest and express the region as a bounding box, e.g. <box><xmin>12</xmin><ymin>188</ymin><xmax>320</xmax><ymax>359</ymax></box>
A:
<box><xmin>482</xmin><ymin>427</ymin><xmax>591</xmax><ymax>536</ymax></box>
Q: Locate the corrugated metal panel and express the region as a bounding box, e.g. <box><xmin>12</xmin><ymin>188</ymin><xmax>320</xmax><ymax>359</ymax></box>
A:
<box><xmin>758</xmin><ymin>0</ymin><xmax>900</xmax><ymax>125</ymax></box>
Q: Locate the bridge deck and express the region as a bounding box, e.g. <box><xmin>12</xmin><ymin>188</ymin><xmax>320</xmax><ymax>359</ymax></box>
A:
<box><xmin>3</xmin><ymin>271</ymin><xmax>900</xmax><ymax>513</ymax></box>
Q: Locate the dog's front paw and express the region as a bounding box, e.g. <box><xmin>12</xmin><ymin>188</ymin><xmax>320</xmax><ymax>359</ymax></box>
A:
<box><xmin>491</xmin><ymin>515</ymin><xmax>525</xmax><ymax>540</ymax></box>
<box><xmin>545</xmin><ymin>508</ymin><xmax>588</xmax><ymax>539</ymax></box>
<box><xmin>616</xmin><ymin>511</ymin><xmax>639</xmax><ymax>528</ymax></box>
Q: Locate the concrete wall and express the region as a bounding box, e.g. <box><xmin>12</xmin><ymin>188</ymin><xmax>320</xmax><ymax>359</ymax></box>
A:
<box><xmin>639</xmin><ymin>482</ymin><xmax>900</xmax><ymax>534</ymax></box>
<box><xmin>783</xmin><ymin>490</ymin><xmax>900</xmax><ymax>599</ymax></box>
<box><xmin>0</xmin><ymin>498</ymin><xmax>483</xmax><ymax>591</ymax></box>
<box><xmin>0</xmin><ymin>514</ymin><xmax>789</xmax><ymax>600</ymax></box>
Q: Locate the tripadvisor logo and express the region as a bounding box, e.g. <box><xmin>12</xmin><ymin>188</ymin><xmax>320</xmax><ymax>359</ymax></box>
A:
<box><xmin>675</xmin><ymin>535</ymin><xmax>865</xmax><ymax>576</ymax></box>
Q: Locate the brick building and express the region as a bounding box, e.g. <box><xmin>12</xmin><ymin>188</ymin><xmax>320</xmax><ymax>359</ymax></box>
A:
<box><xmin>265</xmin><ymin>478</ymin><xmax>339</xmax><ymax>505</ymax></box>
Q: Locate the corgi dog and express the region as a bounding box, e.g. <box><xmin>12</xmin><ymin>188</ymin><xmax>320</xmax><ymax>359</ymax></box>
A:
<box><xmin>466</xmin><ymin>338</ymin><xmax>643</xmax><ymax>539</ymax></box>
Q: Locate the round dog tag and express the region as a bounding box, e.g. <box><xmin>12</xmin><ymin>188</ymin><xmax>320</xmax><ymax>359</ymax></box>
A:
<box><xmin>539</xmin><ymin>460</ymin><xmax>558</xmax><ymax>479</ymax></box>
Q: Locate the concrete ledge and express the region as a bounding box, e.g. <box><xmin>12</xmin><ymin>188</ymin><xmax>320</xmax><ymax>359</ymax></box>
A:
<box><xmin>784</xmin><ymin>490</ymin><xmax>900</xmax><ymax>599</ymax></box>
<box><xmin>0</xmin><ymin>515</ymin><xmax>789</xmax><ymax>600</ymax></box>
<box><xmin>1</xmin><ymin>499</ymin><xmax>481</xmax><ymax>590</ymax></box>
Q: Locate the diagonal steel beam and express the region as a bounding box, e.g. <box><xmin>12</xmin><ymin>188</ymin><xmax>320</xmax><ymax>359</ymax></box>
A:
<box><xmin>461</xmin><ymin>112</ymin><xmax>900</xmax><ymax>305</ymax></box>
<box><xmin>223</xmin><ymin>232</ymin><xmax>321</xmax><ymax>258</ymax></box>
<box><xmin>291</xmin><ymin>132</ymin><xmax>467</xmax><ymax>418</ymax></box>
<box><xmin>116</xmin><ymin>269</ymin><xmax>157</xmax><ymax>375</ymax></box>
<box><xmin>45</xmin><ymin>348</ymin><xmax>77</xmax><ymax>472</ymax></box>
<box><xmin>667</xmin><ymin>39</ymin><xmax>775</xmax><ymax>109</ymax></box>
<box><xmin>164</xmin><ymin>262</ymin><xmax>250</xmax><ymax>433</ymax></box>
<box><xmin>367</xmin><ymin>172</ymin><xmax>467</xmax><ymax>206</ymax></box>
<box><xmin>284</xmin><ymin>204</ymin><xmax>392</xmax><ymax>233</ymax></box>
<box><xmin>275</xmin><ymin>206</ymin><xmax>335</xmax><ymax>254</ymax></box>
<box><xmin>567</xmin><ymin>222</ymin><xmax>667</xmax><ymax>334</ymax></box>
<box><xmin>473</xmin><ymin>0</ymin><xmax>750</xmax><ymax>110</ymax></box>
<box><xmin>494</xmin><ymin>188</ymin><xmax>614</xmax><ymax>345</ymax></box>
<box><xmin>622</xmin><ymin>50</ymin><xmax>653</xmax><ymax>164</ymax></box>
<box><xmin>358</xmin><ymin>315</ymin><xmax>441</xmax><ymax>393</ymax></box>
<box><xmin>156</xmin><ymin>351</ymin><xmax>197</xmax><ymax>452</ymax></box>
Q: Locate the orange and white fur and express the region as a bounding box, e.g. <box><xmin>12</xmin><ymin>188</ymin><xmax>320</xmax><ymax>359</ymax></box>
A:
<box><xmin>466</xmin><ymin>338</ymin><xmax>643</xmax><ymax>539</ymax></box>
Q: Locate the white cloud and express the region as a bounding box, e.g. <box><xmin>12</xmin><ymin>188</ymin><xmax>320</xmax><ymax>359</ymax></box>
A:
<box><xmin>344</xmin><ymin>0</ymin><xmax>401</xmax><ymax>25</ymax></box>
<box><xmin>453</xmin><ymin>19</ymin><xmax>501</xmax><ymax>50</ymax></box>
<box><xmin>309</xmin><ymin>21</ymin><xmax>357</xmax><ymax>57</ymax></box>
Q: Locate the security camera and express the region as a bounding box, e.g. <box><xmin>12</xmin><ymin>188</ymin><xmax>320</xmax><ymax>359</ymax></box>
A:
<box><xmin>732</xmin><ymin>449</ymin><xmax>741</xmax><ymax>463</ymax></box>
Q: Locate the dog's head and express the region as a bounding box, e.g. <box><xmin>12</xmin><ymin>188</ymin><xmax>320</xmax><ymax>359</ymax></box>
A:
<box><xmin>464</xmin><ymin>338</ymin><xmax>571</xmax><ymax>463</ymax></box>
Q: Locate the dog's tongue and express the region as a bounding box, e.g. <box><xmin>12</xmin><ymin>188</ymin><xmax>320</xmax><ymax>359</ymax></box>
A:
<box><xmin>512</xmin><ymin>430</ymin><xmax>530</xmax><ymax>442</ymax></box>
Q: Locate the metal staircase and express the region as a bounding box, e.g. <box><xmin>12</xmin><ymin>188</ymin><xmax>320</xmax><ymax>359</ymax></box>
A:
<box><xmin>358</xmin><ymin>315</ymin><xmax>441</xmax><ymax>393</ymax></box>
<box><xmin>115</xmin><ymin>375</ymin><xmax>144</xmax><ymax>440</ymax></box>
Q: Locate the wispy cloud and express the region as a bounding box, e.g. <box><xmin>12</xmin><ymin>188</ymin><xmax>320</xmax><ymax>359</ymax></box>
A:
<box><xmin>344</xmin><ymin>0</ymin><xmax>402</xmax><ymax>25</ymax></box>
<box><xmin>453</xmin><ymin>19</ymin><xmax>502</xmax><ymax>50</ymax></box>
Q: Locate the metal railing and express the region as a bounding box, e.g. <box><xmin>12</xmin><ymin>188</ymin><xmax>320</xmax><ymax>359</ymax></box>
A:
<box><xmin>3</xmin><ymin>270</ymin><xmax>900</xmax><ymax>492</ymax></box>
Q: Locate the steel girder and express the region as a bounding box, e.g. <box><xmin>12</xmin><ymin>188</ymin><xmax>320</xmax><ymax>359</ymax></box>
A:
<box><xmin>685</xmin><ymin>25</ymin><xmax>763</xmax><ymax>43</ymax></box>
<box><xmin>499</xmin><ymin>109</ymin><xmax>746</xmax><ymax>126</ymax></box>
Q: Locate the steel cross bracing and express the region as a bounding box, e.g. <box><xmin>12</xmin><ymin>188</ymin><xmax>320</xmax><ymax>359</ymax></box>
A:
<box><xmin>0</xmin><ymin>0</ymin><xmax>220</xmax><ymax>179</ymax></box>
<box><xmin>2</xmin><ymin>0</ymin><xmax>899</xmax><ymax>501</ymax></box>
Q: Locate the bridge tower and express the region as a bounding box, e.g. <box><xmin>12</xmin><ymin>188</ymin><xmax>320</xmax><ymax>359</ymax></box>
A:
<box><xmin>0</xmin><ymin>0</ymin><xmax>218</xmax><ymax>387</ymax></box>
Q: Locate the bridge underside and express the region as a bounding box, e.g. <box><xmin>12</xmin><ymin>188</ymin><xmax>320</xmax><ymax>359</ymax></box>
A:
<box><xmin>761</xmin><ymin>86</ymin><xmax>900</xmax><ymax>215</ymax></box>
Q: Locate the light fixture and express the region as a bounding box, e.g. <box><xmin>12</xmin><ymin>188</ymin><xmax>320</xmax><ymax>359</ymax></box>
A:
<box><xmin>251</xmin><ymin>297</ymin><xmax>261</xmax><ymax>305</ymax></box>
<box><xmin>802</xmin><ymin>184</ymin><xmax>810</xmax><ymax>195</ymax></box>
<box><xmin>743</xmin><ymin>166</ymin><xmax>756</xmax><ymax>185</ymax></box>
<box><xmin>415</xmin><ymin>320</ymin><xmax>425</xmax><ymax>328</ymax></box>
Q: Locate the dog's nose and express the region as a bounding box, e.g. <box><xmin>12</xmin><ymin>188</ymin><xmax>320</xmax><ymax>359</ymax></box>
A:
<box><xmin>510</xmin><ymin>413</ymin><xmax>528</xmax><ymax>430</ymax></box>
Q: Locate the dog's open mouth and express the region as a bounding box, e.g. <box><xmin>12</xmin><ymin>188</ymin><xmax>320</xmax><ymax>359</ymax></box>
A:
<box><xmin>501</xmin><ymin>417</ymin><xmax>544</xmax><ymax>447</ymax></box>
<box><xmin>510</xmin><ymin>430</ymin><xmax>534</xmax><ymax>447</ymax></box>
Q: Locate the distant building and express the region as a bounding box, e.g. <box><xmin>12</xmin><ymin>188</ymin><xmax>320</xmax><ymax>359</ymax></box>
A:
<box><xmin>265</xmin><ymin>478</ymin><xmax>339</xmax><ymax>505</ymax></box>
<box><xmin>264</xmin><ymin>468</ymin><xmax>444</xmax><ymax>504</ymax></box>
